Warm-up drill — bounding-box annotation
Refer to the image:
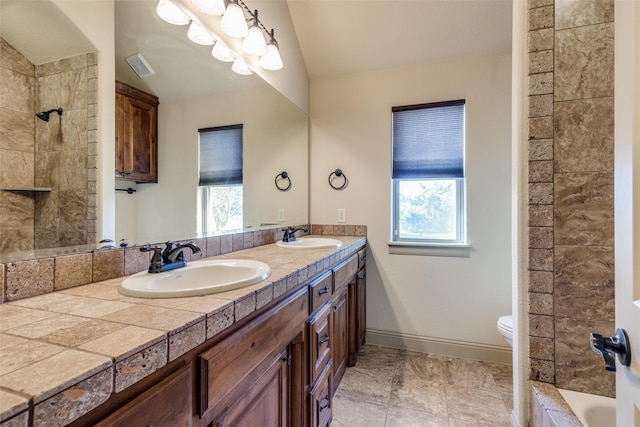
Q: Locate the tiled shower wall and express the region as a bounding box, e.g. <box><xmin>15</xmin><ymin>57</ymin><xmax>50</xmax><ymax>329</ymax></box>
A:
<box><xmin>0</xmin><ymin>38</ymin><xmax>36</xmax><ymax>252</ymax></box>
<box><xmin>0</xmin><ymin>38</ymin><xmax>98</xmax><ymax>252</ymax></box>
<box><xmin>528</xmin><ymin>0</ymin><xmax>615</xmax><ymax>397</ymax></box>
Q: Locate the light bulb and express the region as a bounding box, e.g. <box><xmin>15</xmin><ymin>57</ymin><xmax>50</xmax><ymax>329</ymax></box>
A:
<box><xmin>156</xmin><ymin>0</ymin><xmax>190</xmax><ymax>25</ymax></box>
<box><xmin>192</xmin><ymin>0</ymin><xmax>225</xmax><ymax>16</ymax></box>
<box><xmin>232</xmin><ymin>58</ymin><xmax>253</xmax><ymax>75</ymax></box>
<box><xmin>187</xmin><ymin>21</ymin><xmax>216</xmax><ymax>45</ymax></box>
<box><xmin>242</xmin><ymin>23</ymin><xmax>267</xmax><ymax>56</ymax></box>
<box><xmin>212</xmin><ymin>42</ymin><xmax>234</xmax><ymax>62</ymax></box>
<box><xmin>260</xmin><ymin>42</ymin><xmax>283</xmax><ymax>71</ymax></box>
<box><xmin>220</xmin><ymin>1</ymin><xmax>248</xmax><ymax>38</ymax></box>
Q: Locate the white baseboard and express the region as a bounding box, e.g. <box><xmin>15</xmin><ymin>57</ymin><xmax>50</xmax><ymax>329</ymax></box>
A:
<box><xmin>365</xmin><ymin>328</ymin><xmax>512</xmax><ymax>364</ymax></box>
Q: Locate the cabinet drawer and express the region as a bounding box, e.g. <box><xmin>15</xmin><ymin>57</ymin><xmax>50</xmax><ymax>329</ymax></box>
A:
<box><xmin>357</xmin><ymin>248</ymin><xmax>366</xmax><ymax>270</ymax></box>
<box><xmin>310</xmin><ymin>360</ymin><xmax>333</xmax><ymax>427</ymax></box>
<box><xmin>310</xmin><ymin>271</ymin><xmax>333</xmax><ymax>313</ymax></box>
<box><xmin>95</xmin><ymin>364</ymin><xmax>192</xmax><ymax>427</ymax></box>
<box><xmin>308</xmin><ymin>302</ymin><xmax>332</xmax><ymax>384</ymax></box>
<box><xmin>333</xmin><ymin>254</ymin><xmax>358</xmax><ymax>293</ymax></box>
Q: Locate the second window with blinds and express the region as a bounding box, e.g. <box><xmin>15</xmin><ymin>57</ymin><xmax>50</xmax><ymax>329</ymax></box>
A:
<box><xmin>391</xmin><ymin>100</ymin><xmax>466</xmax><ymax>245</ymax></box>
<box><xmin>198</xmin><ymin>124</ymin><xmax>243</xmax><ymax>234</ymax></box>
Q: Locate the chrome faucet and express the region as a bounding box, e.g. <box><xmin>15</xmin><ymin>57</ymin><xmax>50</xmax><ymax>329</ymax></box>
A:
<box><xmin>282</xmin><ymin>227</ymin><xmax>308</xmax><ymax>242</ymax></box>
<box><xmin>141</xmin><ymin>241</ymin><xmax>201</xmax><ymax>273</ymax></box>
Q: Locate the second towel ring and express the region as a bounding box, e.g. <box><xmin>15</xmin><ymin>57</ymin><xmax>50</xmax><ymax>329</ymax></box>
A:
<box><xmin>328</xmin><ymin>169</ymin><xmax>348</xmax><ymax>190</ymax></box>
<box><xmin>275</xmin><ymin>171</ymin><xmax>292</xmax><ymax>191</ymax></box>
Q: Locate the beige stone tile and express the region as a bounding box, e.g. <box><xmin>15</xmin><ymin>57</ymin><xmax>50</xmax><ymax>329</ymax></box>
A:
<box><xmin>336</xmin><ymin>366</ymin><xmax>394</xmax><ymax>407</ymax></box>
<box><xmin>555</xmin><ymin>23</ymin><xmax>614</xmax><ymax>101</ymax></box>
<box><xmin>528</xmin><ymin>116</ymin><xmax>553</xmax><ymax>140</ymax></box>
<box><xmin>0</xmin><ymin>191</ymin><xmax>34</xmax><ymax>229</ymax></box>
<box><xmin>389</xmin><ymin>375</ymin><xmax>446</xmax><ymax>417</ymax></box>
<box><xmin>34</xmin><ymin>367</ymin><xmax>111</xmax><ymax>427</ymax></box>
<box><xmin>135</xmin><ymin>308</ymin><xmax>204</xmax><ymax>334</ymax></box>
<box><xmin>555</xmin><ymin>0</ymin><xmax>614</xmax><ymax>30</ymax></box>
<box><xmin>36</xmin><ymin>54</ymin><xmax>88</xmax><ymax>77</ymax></box>
<box><xmin>79</xmin><ymin>324</ymin><xmax>165</xmax><ymax>362</ymax></box>
<box><xmin>233</xmin><ymin>293</ymin><xmax>256</xmax><ymax>321</ymax></box>
<box><xmin>36</xmin><ymin>68</ymin><xmax>87</xmax><ymax>113</ymax></box>
<box><xmin>10</xmin><ymin>293</ymin><xmax>101</xmax><ymax>314</ymax></box>
<box><xmin>5</xmin><ymin>313</ymin><xmax>89</xmax><ymax>339</ymax></box>
<box><xmin>332</xmin><ymin>395</ymin><xmax>386</xmax><ymax>427</ymax></box>
<box><xmin>445</xmin><ymin>384</ymin><xmax>511</xmax><ymax>426</ymax></box>
<box><xmin>530</xmin><ymin>358</ymin><xmax>555</xmax><ymax>383</ymax></box>
<box><xmin>442</xmin><ymin>357</ymin><xmax>498</xmax><ymax>390</ymax></box>
<box><xmin>0</xmin><ymin>333</ymin><xmax>28</xmax><ymax>350</ymax></box>
<box><xmin>92</xmin><ymin>249</ymin><xmax>124</xmax><ymax>282</ymax></box>
<box><xmin>385</xmin><ymin>406</ymin><xmax>449</xmax><ymax>427</ymax></box>
<box><xmin>54</xmin><ymin>253</ymin><xmax>92</xmax><ymax>290</ymax></box>
<box><xmin>206</xmin><ymin>304</ymin><xmax>234</xmax><ymax>339</ymax></box>
<box><xmin>529</xmin><ymin>5</ymin><xmax>554</xmax><ymax>30</ymax></box>
<box><xmin>0</xmin><ymin>108</ymin><xmax>34</xmax><ymax>153</ymax></box>
<box><xmin>60</xmin><ymin>283</ymin><xmax>120</xmax><ymax>298</ymax></box>
<box><xmin>555</xmin><ymin>245</ymin><xmax>614</xmax><ymax>321</ymax></box>
<box><xmin>395</xmin><ymin>351</ymin><xmax>444</xmax><ymax>383</ymax></box>
<box><xmin>206</xmin><ymin>236</ymin><xmax>221</xmax><ymax>256</ymax></box>
<box><xmin>529</xmin><ymin>95</ymin><xmax>553</xmax><ymax>119</ymax></box>
<box><xmin>4</xmin><ymin>258</ymin><xmax>54</xmax><ymax>301</ymax></box>
<box><xmin>529</xmin><ymin>292</ymin><xmax>554</xmax><ymax>315</ymax></box>
<box><xmin>529</xmin><ymin>205</ymin><xmax>553</xmax><ymax>227</ymax></box>
<box><xmin>0</xmin><ymin>349</ymin><xmax>111</xmax><ymax>404</ymax></box>
<box><xmin>124</xmin><ymin>246</ymin><xmax>150</xmax><ymax>275</ymax></box>
<box><xmin>0</xmin><ymin>305</ymin><xmax>57</xmax><ymax>331</ymax></box>
<box><xmin>529</xmin><ymin>248</ymin><xmax>553</xmax><ymax>271</ymax></box>
<box><xmin>168</xmin><ymin>319</ymin><xmax>206</xmax><ymax>361</ymax></box>
<box><xmin>69</xmin><ymin>300</ymin><xmax>134</xmax><ymax>318</ymax></box>
<box><xmin>0</xmin><ymin>228</ymin><xmax>34</xmax><ymax>254</ymax></box>
<box><xmin>99</xmin><ymin>303</ymin><xmax>167</xmax><ymax>325</ymax></box>
<box><xmin>0</xmin><ymin>389</ymin><xmax>29</xmax><ymax>424</ymax></box>
<box><xmin>529</xmin><ymin>160</ymin><xmax>553</xmax><ymax>183</ymax></box>
<box><xmin>530</xmin><ymin>336</ymin><xmax>555</xmax><ymax>361</ymax></box>
<box><xmin>555</xmin><ymin>318</ymin><xmax>615</xmax><ymax>397</ymax></box>
<box><xmin>256</xmin><ymin>283</ymin><xmax>273</xmax><ymax>309</ymax></box>
<box><xmin>529</xmin><ymin>314</ymin><xmax>555</xmax><ymax>338</ymax></box>
<box><xmin>0</xmin><ymin>340</ymin><xmax>65</xmax><ymax>376</ymax></box>
<box><xmin>43</xmin><ymin>318</ymin><xmax>125</xmax><ymax>348</ymax></box>
<box><xmin>0</xmin><ymin>38</ymin><xmax>34</xmax><ymax>76</ymax></box>
<box><xmin>114</xmin><ymin>339</ymin><xmax>166</xmax><ymax>392</ymax></box>
<box><xmin>529</xmin><ymin>72</ymin><xmax>553</xmax><ymax>96</ymax></box>
<box><xmin>0</xmin><ymin>68</ymin><xmax>34</xmax><ymax>114</ymax></box>
<box><xmin>529</xmin><ymin>139</ymin><xmax>553</xmax><ymax>161</ymax></box>
<box><xmin>0</xmin><ymin>149</ymin><xmax>34</xmax><ymax>189</ymax></box>
<box><xmin>529</xmin><ymin>50</ymin><xmax>553</xmax><ymax>74</ymax></box>
<box><xmin>529</xmin><ymin>270</ymin><xmax>553</xmax><ymax>294</ymax></box>
<box><xmin>529</xmin><ymin>226</ymin><xmax>553</xmax><ymax>249</ymax></box>
<box><xmin>529</xmin><ymin>28</ymin><xmax>554</xmax><ymax>53</ymax></box>
<box><xmin>554</xmin><ymin>98</ymin><xmax>614</xmax><ymax>173</ymax></box>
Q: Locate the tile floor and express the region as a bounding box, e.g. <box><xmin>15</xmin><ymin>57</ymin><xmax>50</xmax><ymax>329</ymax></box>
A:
<box><xmin>332</xmin><ymin>345</ymin><xmax>513</xmax><ymax>427</ymax></box>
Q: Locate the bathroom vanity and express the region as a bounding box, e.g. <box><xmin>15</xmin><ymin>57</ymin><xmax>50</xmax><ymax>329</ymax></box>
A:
<box><xmin>0</xmin><ymin>233</ymin><xmax>366</xmax><ymax>427</ymax></box>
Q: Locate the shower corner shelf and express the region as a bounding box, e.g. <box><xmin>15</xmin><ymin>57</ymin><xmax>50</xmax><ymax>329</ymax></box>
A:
<box><xmin>1</xmin><ymin>187</ymin><xmax>52</xmax><ymax>192</ymax></box>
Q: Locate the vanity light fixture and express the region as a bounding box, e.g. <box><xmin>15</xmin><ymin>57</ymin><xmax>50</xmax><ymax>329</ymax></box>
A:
<box><xmin>187</xmin><ymin>21</ymin><xmax>216</xmax><ymax>45</ymax></box>
<box><xmin>191</xmin><ymin>0</ymin><xmax>225</xmax><ymax>16</ymax></box>
<box><xmin>231</xmin><ymin>57</ymin><xmax>253</xmax><ymax>75</ymax></box>
<box><xmin>241</xmin><ymin>10</ymin><xmax>267</xmax><ymax>56</ymax></box>
<box><xmin>259</xmin><ymin>29</ymin><xmax>283</xmax><ymax>71</ymax></box>
<box><xmin>156</xmin><ymin>0</ymin><xmax>190</xmax><ymax>25</ymax></box>
<box><xmin>220</xmin><ymin>0</ymin><xmax>249</xmax><ymax>38</ymax></box>
<box><xmin>212</xmin><ymin>41</ymin><xmax>235</xmax><ymax>62</ymax></box>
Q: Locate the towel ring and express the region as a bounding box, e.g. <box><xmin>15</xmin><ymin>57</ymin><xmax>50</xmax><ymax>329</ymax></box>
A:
<box><xmin>275</xmin><ymin>171</ymin><xmax>292</xmax><ymax>191</ymax></box>
<box><xmin>328</xmin><ymin>169</ymin><xmax>348</xmax><ymax>190</ymax></box>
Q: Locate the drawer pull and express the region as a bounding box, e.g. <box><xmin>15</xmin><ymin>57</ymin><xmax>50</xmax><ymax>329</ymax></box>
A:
<box><xmin>318</xmin><ymin>286</ymin><xmax>330</xmax><ymax>296</ymax></box>
<box><xmin>319</xmin><ymin>333</ymin><xmax>330</xmax><ymax>344</ymax></box>
<box><xmin>319</xmin><ymin>395</ymin><xmax>330</xmax><ymax>411</ymax></box>
<box><xmin>357</xmin><ymin>274</ymin><xmax>365</xmax><ymax>280</ymax></box>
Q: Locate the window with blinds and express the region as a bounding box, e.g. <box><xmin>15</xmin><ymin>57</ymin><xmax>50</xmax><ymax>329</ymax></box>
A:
<box><xmin>391</xmin><ymin>100</ymin><xmax>466</xmax><ymax>244</ymax></box>
<box><xmin>197</xmin><ymin>124</ymin><xmax>243</xmax><ymax>234</ymax></box>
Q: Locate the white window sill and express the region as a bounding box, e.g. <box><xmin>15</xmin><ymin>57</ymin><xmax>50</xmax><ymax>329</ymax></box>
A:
<box><xmin>388</xmin><ymin>241</ymin><xmax>471</xmax><ymax>258</ymax></box>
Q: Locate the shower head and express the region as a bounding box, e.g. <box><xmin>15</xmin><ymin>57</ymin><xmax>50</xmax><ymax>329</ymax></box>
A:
<box><xmin>35</xmin><ymin>108</ymin><xmax>63</xmax><ymax>122</ymax></box>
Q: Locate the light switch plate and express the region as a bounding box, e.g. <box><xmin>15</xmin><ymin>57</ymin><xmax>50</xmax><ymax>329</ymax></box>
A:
<box><xmin>277</xmin><ymin>209</ymin><xmax>285</xmax><ymax>222</ymax></box>
<box><xmin>337</xmin><ymin>209</ymin><xmax>346</xmax><ymax>223</ymax></box>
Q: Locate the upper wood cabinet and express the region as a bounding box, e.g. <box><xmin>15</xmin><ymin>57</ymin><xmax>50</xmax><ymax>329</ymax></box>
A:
<box><xmin>115</xmin><ymin>81</ymin><xmax>159</xmax><ymax>183</ymax></box>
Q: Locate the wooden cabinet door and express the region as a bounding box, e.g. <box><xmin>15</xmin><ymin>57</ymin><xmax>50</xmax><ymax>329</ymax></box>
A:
<box><xmin>309</xmin><ymin>302</ymin><xmax>332</xmax><ymax>385</ymax></box>
<box><xmin>95</xmin><ymin>365</ymin><xmax>192</xmax><ymax>427</ymax></box>
<box><xmin>331</xmin><ymin>286</ymin><xmax>348</xmax><ymax>394</ymax></box>
<box><xmin>310</xmin><ymin>360</ymin><xmax>333</xmax><ymax>427</ymax></box>
<box><xmin>356</xmin><ymin>267</ymin><xmax>367</xmax><ymax>350</ymax></box>
<box><xmin>123</xmin><ymin>95</ymin><xmax>157</xmax><ymax>182</ymax></box>
<box><xmin>213</xmin><ymin>349</ymin><xmax>289</xmax><ymax>427</ymax></box>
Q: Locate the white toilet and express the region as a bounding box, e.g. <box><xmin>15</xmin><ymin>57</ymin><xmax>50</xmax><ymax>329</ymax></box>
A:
<box><xmin>497</xmin><ymin>315</ymin><xmax>513</xmax><ymax>347</ymax></box>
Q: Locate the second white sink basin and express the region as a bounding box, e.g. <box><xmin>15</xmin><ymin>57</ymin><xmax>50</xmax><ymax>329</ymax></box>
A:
<box><xmin>276</xmin><ymin>237</ymin><xmax>343</xmax><ymax>249</ymax></box>
<box><xmin>119</xmin><ymin>259</ymin><xmax>271</xmax><ymax>298</ymax></box>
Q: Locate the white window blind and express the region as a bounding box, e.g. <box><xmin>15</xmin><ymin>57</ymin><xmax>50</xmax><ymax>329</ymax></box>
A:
<box><xmin>198</xmin><ymin>124</ymin><xmax>243</xmax><ymax>186</ymax></box>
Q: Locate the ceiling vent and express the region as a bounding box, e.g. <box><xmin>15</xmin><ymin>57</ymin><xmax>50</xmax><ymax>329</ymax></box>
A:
<box><xmin>125</xmin><ymin>53</ymin><xmax>155</xmax><ymax>79</ymax></box>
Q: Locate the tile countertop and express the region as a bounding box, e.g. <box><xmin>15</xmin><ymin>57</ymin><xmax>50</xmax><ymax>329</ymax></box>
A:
<box><xmin>0</xmin><ymin>235</ymin><xmax>366</xmax><ymax>427</ymax></box>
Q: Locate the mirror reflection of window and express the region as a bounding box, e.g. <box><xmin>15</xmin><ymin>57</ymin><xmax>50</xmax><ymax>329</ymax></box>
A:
<box><xmin>197</xmin><ymin>125</ymin><xmax>243</xmax><ymax>234</ymax></box>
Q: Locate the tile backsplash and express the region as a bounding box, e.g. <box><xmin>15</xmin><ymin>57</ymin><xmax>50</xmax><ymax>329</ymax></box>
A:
<box><xmin>0</xmin><ymin>224</ymin><xmax>367</xmax><ymax>304</ymax></box>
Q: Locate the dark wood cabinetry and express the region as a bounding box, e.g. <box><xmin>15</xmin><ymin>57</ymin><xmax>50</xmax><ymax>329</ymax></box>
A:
<box><xmin>94</xmin><ymin>364</ymin><xmax>192</xmax><ymax>427</ymax></box>
<box><xmin>70</xmin><ymin>245</ymin><xmax>366</xmax><ymax>427</ymax></box>
<box><xmin>115</xmin><ymin>81</ymin><xmax>159</xmax><ymax>183</ymax></box>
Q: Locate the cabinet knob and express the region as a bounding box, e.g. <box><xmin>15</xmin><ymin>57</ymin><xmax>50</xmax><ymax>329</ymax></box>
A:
<box><xmin>318</xmin><ymin>286</ymin><xmax>329</xmax><ymax>296</ymax></box>
<box><xmin>319</xmin><ymin>395</ymin><xmax>330</xmax><ymax>410</ymax></box>
<box><xmin>319</xmin><ymin>333</ymin><xmax>330</xmax><ymax>344</ymax></box>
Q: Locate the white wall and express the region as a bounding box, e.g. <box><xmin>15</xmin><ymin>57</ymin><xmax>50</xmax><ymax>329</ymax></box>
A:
<box><xmin>116</xmin><ymin>85</ymin><xmax>308</xmax><ymax>244</ymax></box>
<box><xmin>310</xmin><ymin>53</ymin><xmax>513</xmax><ymax>359</ymax></box>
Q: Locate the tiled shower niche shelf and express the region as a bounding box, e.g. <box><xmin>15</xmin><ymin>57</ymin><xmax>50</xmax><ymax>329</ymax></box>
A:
<box><xmin>1</xmin><ymin>187</ymin><xmax>52</xmax><ymax>192</ymax></box>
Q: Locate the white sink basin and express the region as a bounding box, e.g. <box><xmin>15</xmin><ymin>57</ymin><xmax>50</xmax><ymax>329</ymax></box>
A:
<box><xmin>119</xmin><ymin>259</ymin><xmax>271</xmax><ymax>298</ymax></box>
<box><xmin>276</xmin><ymin>237</ymin><xmax>343</xmax><ymax>249</ymax></box>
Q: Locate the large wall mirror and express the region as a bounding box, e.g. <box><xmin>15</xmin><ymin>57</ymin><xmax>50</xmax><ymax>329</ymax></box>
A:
<box><xmin>0</xmin><ymin>0</ymin><xmax>309</xmax><ymax>259</ymax></box>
